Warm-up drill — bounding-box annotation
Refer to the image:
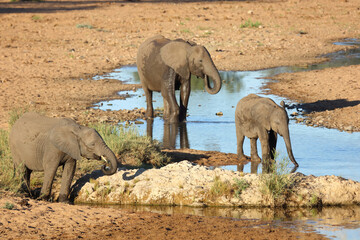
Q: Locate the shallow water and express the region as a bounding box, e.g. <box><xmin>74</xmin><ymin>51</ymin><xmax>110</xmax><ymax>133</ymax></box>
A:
<box><xmin>94</xmin><ymin>45</ymin><xmax>360</xmax><ymax>181</ymax></box>
<box><xmin>92</xmin><ymin>40</ymin><xmax>360</xmax><ymax>239</ymax></box>
<box><xmin>94</xmin><ymin>204</ymin><xmax>360</xmax><ymax>239</ymax></box>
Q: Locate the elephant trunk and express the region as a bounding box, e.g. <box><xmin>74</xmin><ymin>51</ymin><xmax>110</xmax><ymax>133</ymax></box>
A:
<box><xmin>283</xmin><ymin>130</ymin><xmax>299</xmax><ymax>168</ymax></box>
<box><xmin>203</xmin><ymin>65</ymin><xmax>222</xmax><ymax>95</ymax></box>
<box><xmin>97</xmin><ymin>144</ymin><xmax>118</xmax><ymax>175</ymax></box>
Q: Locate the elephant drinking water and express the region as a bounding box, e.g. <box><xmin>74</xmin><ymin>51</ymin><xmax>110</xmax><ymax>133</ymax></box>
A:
<box><xmin>137</xmin><ymin>35</ymin><xmax>222</xmax><ymax>123</ymax></box>
<box><xmin>10</xmin><ymin>112</ymin><xmax>119</xmax><ymax>202</ymax></box>
<box><xmin>235</xmin><ymin>94</ymin><xmax>299</xmax><ymax>172</ymax></box>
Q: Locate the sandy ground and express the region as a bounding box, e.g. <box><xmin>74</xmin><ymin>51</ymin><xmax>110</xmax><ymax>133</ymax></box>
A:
<box><xmin>1</xmin><ymin>0</ymin><xmax>360</xmax><ymax>239</ymax></box>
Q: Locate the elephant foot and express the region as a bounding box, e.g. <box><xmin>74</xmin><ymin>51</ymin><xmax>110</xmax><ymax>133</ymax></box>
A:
<box><xmin>58</xmin><ymin>194</ymin><xmax>70</xmax><ymax>203</ymax></box>
<box><xmin>250</xmin><ymin>155</ymin><xmax>262</xmax><ymax>162</ymax></box>
<box><xmin>37</xmin><ymin>193</ymin><xmax>50</xmax><ymax>201</ymax></box>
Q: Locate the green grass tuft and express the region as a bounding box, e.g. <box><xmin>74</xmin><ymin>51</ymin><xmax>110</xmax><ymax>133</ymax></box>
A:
<box><xmin>240</xmin><ymin>19</ymin><xmax>262</xmax><ymax>28</ymax></box>
<box><xmin>3</xmin><ymin>202</ymin><xmax>14</xmax><ymax>210</ymax></box>
<box><xmin>233</xmin><ymin>178</ymin><xmax>250</xmax><ymax>199</ymax></box>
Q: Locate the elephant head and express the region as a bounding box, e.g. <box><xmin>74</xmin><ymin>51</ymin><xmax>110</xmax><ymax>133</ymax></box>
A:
<box><xmin>269</xmin><ymin>103</ymin><xmax>299</xmax><ymax>167</ymax></box>
<box><xmin>50</xmin><ymin>124</ymin><xmax>118</xmax><ymax>175</ymax></box>
<box><xmin>160</xmin><ymin>41</ymin><xmax>222</xmax><ymax>94</ymax></box>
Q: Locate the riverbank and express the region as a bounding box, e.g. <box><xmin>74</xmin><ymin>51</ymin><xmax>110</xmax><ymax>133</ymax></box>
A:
<box><xmin>1</xmin><ymin>0</ymin><xmax>360</xmax><ymax>239</ymax></box>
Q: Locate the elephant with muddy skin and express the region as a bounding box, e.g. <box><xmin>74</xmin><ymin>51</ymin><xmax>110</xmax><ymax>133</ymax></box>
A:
<box><xmin>10</xmin><ymin>112</ymin><xmax>119</xmax><ymax>202</ymax></box>
<box><xmin>235</xmin><ymin>94</ymin><xmax>299</xmax><ymax>172</ymax></box>
<box><xmin>137</xmin><ymin>35</ymin><xmax>222</xmax><ymax>123</ymax></box>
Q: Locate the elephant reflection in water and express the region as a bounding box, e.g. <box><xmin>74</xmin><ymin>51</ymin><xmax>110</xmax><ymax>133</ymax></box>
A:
<box><xmin>237</xmin><ymin>161</ymin><xmax>260</xmax><ymax>174</ymax></box>
<box><xmin>146</xmin><ymin>119</ymin><xmax>189</xmax><ymax>149</ymax></box>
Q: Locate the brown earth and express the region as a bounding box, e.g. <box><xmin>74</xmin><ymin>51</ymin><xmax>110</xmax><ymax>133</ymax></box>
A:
<box><xmin>1</xmin><ymin>0</ymin><xmax>360</xmax><ymax>239</ymax></box>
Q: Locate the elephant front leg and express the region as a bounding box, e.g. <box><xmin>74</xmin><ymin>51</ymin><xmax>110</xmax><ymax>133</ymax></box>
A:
<box><xmin>259</xmin><ymin>131</ymin><xmax>273</xmax><ymax>173</ymax></box>
<box><xmin>58</xmin><ymin>159</ymin><xmax>76</xmax><ymax>202</ymax></box>
<box><xmin>162</xmin><ymin>69</ymin><xmax>179</xmax><ymax>123</ymax></box>
<box><xmin>39</xmin><ymin>163</ymin><xmax>59</xmax><ymax>200</ymax></box>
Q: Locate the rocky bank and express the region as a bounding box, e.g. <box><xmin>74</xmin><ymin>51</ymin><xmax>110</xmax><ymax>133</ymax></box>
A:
<box><xmin>72</xmin><ymin>161</ymin><xmax>360</xmax><ymax>208</ymax></box>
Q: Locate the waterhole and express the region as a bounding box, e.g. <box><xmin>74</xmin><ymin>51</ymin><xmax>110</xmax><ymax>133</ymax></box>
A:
<box><xmin>92</xmin><ymin>39</ymin><xmax>360</xmax><ymax>239</ymax></box>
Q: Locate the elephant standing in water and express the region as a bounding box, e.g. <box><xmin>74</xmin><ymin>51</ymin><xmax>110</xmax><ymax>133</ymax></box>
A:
<box><xmin>137</xmin><ymin>35</ymin><xmax>222</xmax><ymax>123</ymax></box>
<box><xmin>235</xmin><ymin>94</ymin><xmax>299</xmax><ymax>172</ymax></box>
<box><xmin>10</xmin><ymin>112</ymin><xmax>119</xmax><ymax>202</ymax></box>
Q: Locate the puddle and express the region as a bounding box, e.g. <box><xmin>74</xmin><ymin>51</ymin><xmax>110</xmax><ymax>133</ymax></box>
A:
<box><xmin>91</xmin><ymin>39</ymin><xmax>360</xmax><ymax>239</ymax></box>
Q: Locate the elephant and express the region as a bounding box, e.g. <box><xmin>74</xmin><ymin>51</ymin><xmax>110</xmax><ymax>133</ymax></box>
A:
<box><xmin>9</xmin><ymin>112</ymin><xmax>118</xmax><ymax>202</ymax></box>
<box><xmin>136</xmin><ymin>35</ymin><xmax>222</xmax><ymax>123</ymax></box>
<box><xmin>235</xmin><ymin>94</ymin><xmax>299</xmax><ymax>172</ymax></box>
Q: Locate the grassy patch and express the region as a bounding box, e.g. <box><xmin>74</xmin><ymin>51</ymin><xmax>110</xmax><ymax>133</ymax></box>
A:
<box><xmin>209</xmin><ymin>176</ymin><xmax>233</xmax><ymax>198</ymax></box>
<box><xmin>208</xmin><ymin>176</ymin><xmax>250</xmax><ymax>200</ymax></box>
<box><xmin>0</xmin><ymin>129</ymin><xmax>22</xmax><ymax>192</ymax></box>
<box><xmin>8</xmin><ymin>108</ymin><xmax>28</xmax><ymax>128</ymax></box>
<box><xmin>76</xmin><ymin>24</ymin><xmax>94</xmax><ymax>29</ymax></box>
<box><xmin>3</xmin><ymin>202</ymin><xmax>14</xmax><ymax>210</ymax></box>
<box><xmin>240</xmin><ymin>19</ymin><xmax>262</xmax><ymax>28</ymax></box>
<box><xmin>90</xmin><ymin>123</ymin><xmax>170</xmax><ymax>167</ymax></box>
<box><xmin>260</xmin><ymin>155</ymin><xmax>296</xmax><ymax>206</ymax></box>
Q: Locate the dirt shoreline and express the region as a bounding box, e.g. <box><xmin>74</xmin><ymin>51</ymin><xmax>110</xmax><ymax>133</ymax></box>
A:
<box><xmin>1</xmin><ymin>0</ymin><xmax>360</xmax><ymax>239</ymax></box>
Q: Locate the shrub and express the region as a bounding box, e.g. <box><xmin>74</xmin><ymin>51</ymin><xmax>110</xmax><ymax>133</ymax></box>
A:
<box><xmin>260</xmin><ymin>155</ymin><xmax>296</xmax><ymax>206</ymax></box>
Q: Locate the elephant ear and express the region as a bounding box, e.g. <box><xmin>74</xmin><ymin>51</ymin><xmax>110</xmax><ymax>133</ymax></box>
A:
<box><xmin>160</xmin><ymin>41</ymin><xmax>190</xmax><ymax>79</ymax></box>
<box><xmin>49</xmin><ymin>124</ymin><xmax>82</xmax><ymax>160</ymax></box>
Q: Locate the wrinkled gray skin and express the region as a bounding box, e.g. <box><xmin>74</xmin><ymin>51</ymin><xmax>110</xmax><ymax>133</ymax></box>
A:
<box><xmin>137</xmin><ymin>35</ymin><xmax>222</xmax><ymax>123</ymax></box>
<box><xmin>235</xmin><ymin>94</ymin><xmax>299</xmax><ymax>171</ymax></box>
<box><xmin>10</xmin><ymin>112</ymin><xmax>118</xmax><ymax>202</ymax></box>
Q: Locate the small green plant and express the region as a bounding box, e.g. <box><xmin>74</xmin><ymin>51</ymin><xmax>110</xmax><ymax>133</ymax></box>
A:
<box><xmin>260</xmin><ymin>154</ymin><xmax>296</xmax><ymax>206</ymax></box>
<box><xmin>233</xmin><ymin>178</ymin><xmax>250</xmax><ymax>199</ymax></box>
<box><xmin>3</xmin><ymin>202</ymin><xmax>14</xmax><ymax>210</ymax></box>
<box><xmin>181</xmin><ymin>29</ymin><xmax>192</xmax><ymax>34</ymax></box>
<box><xmin>31</xmin><ymin>15</ymin><xmax>41</xmax><ymax>21</ymax></box>
<box><xmin>240</xmin><ymin>19</ymin><xmax>262</xmax><ymax>28</ymax></box>
<box><xmin>76</xmin><ymin>24</ymin><xmax>94</xmax><ymax>29</ymax></box>
<box><xmin>89</xmin><ymin>178</ymin><xmax>99</xmax><ymax>191</ymax></box>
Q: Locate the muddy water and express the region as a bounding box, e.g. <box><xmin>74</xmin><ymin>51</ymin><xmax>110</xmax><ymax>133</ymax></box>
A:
<box><xmin>93</xmin><ymin>40</ymin><xmax>360</xmax><ymax>239</ymax></box>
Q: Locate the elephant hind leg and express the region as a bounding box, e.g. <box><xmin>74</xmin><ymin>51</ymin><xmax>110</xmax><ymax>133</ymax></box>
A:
<box><xmin>250</xmin><ymin>138</ymin><xmax>261</xmax><ymax>162</ymax></box>
<box><xmin>268</xmin><ymin>130</ymin><xmax>278</xmax><ymax>160</ymax></box>
<box><xmin>22</xmin><ymin>167</ymin><xmax>33</xmax><ymax>196</ymax></box>
<box><xmin>236</xmin><ymin>132</ymin><xmax>249</xmax><ymax>161</ymax></box>
<box><xmin>144</xmin><ymin>88</ymin><xmax>154</xmax><ymax>118</ymax></box>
